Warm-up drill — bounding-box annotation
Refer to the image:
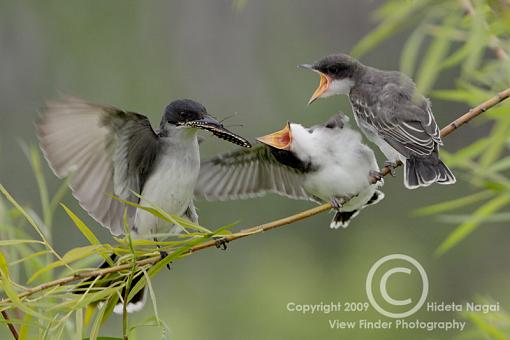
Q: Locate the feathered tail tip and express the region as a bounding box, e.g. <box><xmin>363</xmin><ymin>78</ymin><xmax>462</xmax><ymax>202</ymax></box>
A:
<box><xmin>330</xmin><ymin>210</ymin><xmax>360</xmax><ymax>229</ymax></box>
<box><xmin>112</xmin><ymin>287</ymin><xmax>147</xmax><ymax>314</ymax></box>
<box><xmin>112</xmin><ymin>274</ymin><xmax>147</xmax><ymax>314</ymax></box>
<box><xmin>404</xmin><ymin>157</ymin><xmax>456</xmax><ymax>189</ymax></box>
<box><xmin>329</xmin><ymin>190</ymin><xmax>385</xmax><ymax>229</ymax></box>
<box><xmin>96</xmin><ymin>282</ymin><xmax>147</xmax><ymax>314</ymax></box>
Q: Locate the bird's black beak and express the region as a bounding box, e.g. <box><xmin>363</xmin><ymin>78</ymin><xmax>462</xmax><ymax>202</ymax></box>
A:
<box><xmin>297</xmin><ymin>63</ymin><xmax>314</xmax><ymax>70</ymax></box>
<box><xmin>183</xmin><ymin>115</ymin><xmax>252</xmax><ymax>148</ymax></box>
<box><xmin>298</xmin><ymin>63</ymin><xmax>331</xmax><ymax>105</ymax></box>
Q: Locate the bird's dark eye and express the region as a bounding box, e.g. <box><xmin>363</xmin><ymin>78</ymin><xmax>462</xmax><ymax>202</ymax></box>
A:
<box><xmin>308</xmin><ymin>128</ymin><xmax>313</xmax><ymax>134</ymax></box>
<box><xmin>328</xmin><ymin>65</ymin><xmax>341</xmax><ymax>74</ymax></box>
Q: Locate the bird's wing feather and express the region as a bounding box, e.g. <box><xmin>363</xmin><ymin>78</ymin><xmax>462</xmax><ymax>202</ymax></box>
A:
<box><xmin>195</xmin><ymin>145</ymin><xmax>315</xmax><ymax>202</ymax></box>
<box><xmin>37</xmin><ymin>97</ymin><xmax>160</xmax><ymax>236</ymax></box>
<box><xmin>355</xmin><ymin>82</ymin><xmax>440</xmax><ymax>158</ymax></box>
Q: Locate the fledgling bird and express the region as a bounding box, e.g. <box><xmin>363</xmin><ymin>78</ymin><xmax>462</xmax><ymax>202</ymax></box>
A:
<box><xmin>299</xmin><ymin>53</ymin><xmax>455</xmax><ymax>189</ymax></box>
<box><xmin>37</xmin><ymin>97</ymin><xmax>251</xmax><ymax>313</ymax></box>
<box><xmin>195</xmin><ymin>113</ymin><xmax>384</xmax><ymax>229</ymax></box>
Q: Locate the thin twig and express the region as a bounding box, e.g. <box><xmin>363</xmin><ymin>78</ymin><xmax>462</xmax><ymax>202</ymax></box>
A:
<box><xmin>1</xmin><ymin>310</ymin><xmax>19</xmax><ymax>340</ymax></box>
<box><xmin>0</xmin><ymin>87</ymin><xmax>509</xmax><ymax>307</ymax></box>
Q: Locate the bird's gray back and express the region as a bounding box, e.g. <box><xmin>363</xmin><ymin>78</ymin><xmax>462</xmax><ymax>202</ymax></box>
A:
<box><xmin>349</xmin><ymin>68</ymin><xmax>441</xmax><ymax>159</ymax></box>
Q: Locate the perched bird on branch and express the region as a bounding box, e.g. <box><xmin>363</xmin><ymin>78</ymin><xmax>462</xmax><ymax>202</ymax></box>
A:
<box><xmin>195</xmin><ymin>113</ymin><xmax>384</xmax><ymax>229</ymax></box>
<box><xmin>300</xmin><ymin>53</ymin><xmax>455</xmax><ymax>189</ymax></box>
<box><xmin>37</xmin><ymin>96</ymin><xmax>251</xmax><ymax>313</ymax></box>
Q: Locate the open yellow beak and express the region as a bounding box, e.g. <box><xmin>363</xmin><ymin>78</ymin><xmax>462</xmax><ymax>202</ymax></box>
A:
<box><xmin>308</xmin><ymin>72</ymin><xmax>330</xmax><ymax>104</ymax></box>
<box><xmin>256</xmin><ymin>122</ymin><xmax>292</xmax><ymax>150</ymax></box>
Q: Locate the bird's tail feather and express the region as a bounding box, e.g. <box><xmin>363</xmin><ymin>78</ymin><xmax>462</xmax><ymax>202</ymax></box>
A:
<box><xmin>74</xmin><ymin>254</ymin><xmax>146</xmax><ymax>314</ymax></box>
<box><xmin>330</xmin><ymin>210</ymin><xmax>360</xmax><ymax>229</ymax></box>
<box><xmin>405</xmin><ymin>157</ymin><xmax>456</xmax><ymax>189</ymax></box>
<box><xmin>330</xmin><ymin>190</ymin><xmax>385</xmax><ymax>229</ymax></box>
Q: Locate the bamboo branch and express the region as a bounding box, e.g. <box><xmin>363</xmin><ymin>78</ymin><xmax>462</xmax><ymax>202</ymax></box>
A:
<box><xmin>1</xmin><ymin>87</ymin><xmax>509</xmax><ymax>307</ymax></box>
<box><xmin>1</xmin><ymin>310</ymin><xmax>19</xmax><ymax>340</ymax></box>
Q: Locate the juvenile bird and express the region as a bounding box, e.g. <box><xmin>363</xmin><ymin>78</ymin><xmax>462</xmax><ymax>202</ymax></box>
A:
<box><xmin>37</xmin><ymin>97</ymin><xmax>251</xmax><ymax>312</ymax></box>
<box><xmin>195</xmin><ymin>113</ymin><xmax>384</xmax><ymax>229</ymax></box>
<box><xmin>300</xmin><ymin>53</ymin><xmax>455</xmax><ymax>189</ymax></box>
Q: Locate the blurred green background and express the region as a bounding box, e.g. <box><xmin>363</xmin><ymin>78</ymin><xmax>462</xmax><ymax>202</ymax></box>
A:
<box><xmin>1</xmin><ymin>1</ymin><xmax>509</xmax><ymax>339</ymax></box>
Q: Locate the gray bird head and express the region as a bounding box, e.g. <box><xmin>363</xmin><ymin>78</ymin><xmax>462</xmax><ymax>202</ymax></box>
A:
<box><xmin>161</xmin><ymin>99</ymin><xmax>251</xmax><ymax>148</ymax></box>
<box><xmin>299</xmin><ymin>53</ymin><xmax>361</xmax><ymax>104</ymax></box>
<box><xmin>162</xmin><ymin>99</ymin><xmax>208</xmax><ymax>126</ymax></box>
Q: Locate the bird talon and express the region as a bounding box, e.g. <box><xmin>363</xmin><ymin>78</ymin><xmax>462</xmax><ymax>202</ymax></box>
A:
<box><xmin>384</xmin><ymin>161</ymin><xmax>397</xmax><ymax>176</ymax></box>
<box><xmin>330</xmin><ymin>198</ymin><xmax>344</xmax><ymax>209</ymax></box>
<box><xmin>215</xmin><ymin>238</ymin><xmax>229</xmax><ymax>250</ymax></box>
<box><xmin>369</xmin><ymin>170</ymin><xmax>383</xmax><ymax>182</ymax></box>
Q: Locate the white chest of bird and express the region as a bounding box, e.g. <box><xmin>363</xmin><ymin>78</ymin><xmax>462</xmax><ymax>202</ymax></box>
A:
<box><xmin>292</xmin><ymin>125</ymin><xmax>377</xmax><ymax>206</ymax></box>
<box><xmin>134</xmin><ymin>132</ymin><xmax>200</xmax><ymax>237</ymax></box>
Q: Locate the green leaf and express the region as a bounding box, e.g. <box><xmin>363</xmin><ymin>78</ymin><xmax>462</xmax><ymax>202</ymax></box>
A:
<box><xmin>400</xmin><ymin>24</ymin><xmax>426</xmax><ymax>77</ymax></box>
<box><xmin>436</xmin><ymin>195</ymin><xmax>510</xmax><ymax>256</ymax></box>
<box><xmin>439</xmin><ymin>14</ymin><xmax>482</xmax><ymax>71</ymax></box>
<box><xmin>141</xmin><ymin>269</ymin><xmax>160</xmax><ymax>322</ymax></box>
<box><xmin>128</xmin><ymin>316</ymin><xmax>170</xmax><ymax>339</ymax></box>
<box><xmin>40</xmin><ymin>314</ymin><xmax>59</xmax><ymax>340</ymax></box>
<box><xmin>414</xmin><ymin>190</ymin><xmax>493</xmax><ymax>216</ymax></box>
<box><xmin>0</xmin><ymin>239</ymin><xmax>45</xmax><ymax>246</ymax></box>
<box><xmin>76</xmin><ymin>308</ymin><xmax>83</xmax><ymax>340</ymax></box>
<box><xmin>479</xmin><ymin>115</ymin><xmax>510</xmax><ymax>169</ymax></box>
<box><xmin>456</xmin><ymin>82</ymin><xmax>494</xmax><ymax>106</ymax></box>
<box><xmin>23</xmin><ymin>145</ymin><xmax>52</xmax><ymax>230</ymax></box>
<box><xmin>113</xmin><ymin>195</ymin><xmax>212</xmax><ymax>234</ymax></box>
<box><xmin>49</xmin><ymin>177</ymin><xmax>71</xmax><ymax>217</ymax></box>
<box><xmin>88</xmin><ymin>298</ymin><xmax>110</xmax><ymax>340</ymax></box>
<box><xmin>28</xmin><ymin>244</ymin><xmax>105</xmax><ymax>284</ymax></box>
<box><xmin>415</xmin><ymin>13</ymin><xmax>457</xmax><ymax>94</ymax></box>
<box><xmin>489</xmin><ymin>156</ymin><xmax>510</xmax><ymax>173</ymax></box>
<box><xmin>0</xmin><ymin>184</ymin><xmax>67</xmax><ymax>267</ymax></box>
<box><xmin>461</xmin><ymin>1</ymin><xmax>488</xmax><ymax>76</ymax></box>
<box><xmin>0</xmin><ymin>250</ymin><xmax>10</xmax><ymax>278</ymax></box>
<box><xmin>444</xmin><ymin>138</ymin><xmax>491</xmax><ymax>167</ymax></box>
<box><xmin>18</xmin><ymin>313</ymin><xmax>32</xmax><ymax>340</ymax></box>
<box><xmin>60</xmin><ymin>203</ymin><xmax>113</xmax><ymax>265</ymax></box>
<box><xmin>127</xmin><ymin>236</ymin><xmax>206</xmax><ymax>302</ymax></box>
<box><xmin>351</xmin><ymin>0</ymin><xmax>431</xmax><ymax>57</ymax></box>
<box><xmin>431</xmin><ymin>89</ymin><xmax>474</xmax><ymax>102</ymax></box>
<box><xmin>465</xmin><ymin>312</ymin><xmax>508</xmax><ymax>340</ymax></box>
<box><xmin>61</xmin><ymin>204</ymin><xmax>100</xmax><ymax>246</ymax></box>
<box><xmin>0</xmin><ymin>252</ymin><xmax>49</xmax><ymax>320</ymax></box>
<box><xmin>9</xmin><ymin>250</ymin><xmax>51</xmax><ymax>266</ymax></box>
<box><xmin>437</xmin><ymin>212</ymin><xmax>510</xmax><ymax>224</ymax></box>
<box><xmin>51</xmin><ymin>284</ymin><xmax>122</xmax><ymax>311</ymax></box>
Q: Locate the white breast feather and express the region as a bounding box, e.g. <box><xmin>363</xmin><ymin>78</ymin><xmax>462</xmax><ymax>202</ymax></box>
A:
<box><xmin>134</xmin><ymin>131</ymin><xmax>200</xmax><ymax>238</ymax></box>
<box><xmin>289</xmin><ymin>124</ymin><xmax>379</xmax><ymax>211</ymax></box>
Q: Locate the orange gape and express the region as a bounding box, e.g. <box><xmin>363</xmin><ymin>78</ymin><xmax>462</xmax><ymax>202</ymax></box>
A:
<box><xmin>257</xmin><ymin>122</ymin><xmax>292</xmax><ymax>150</ymax></box>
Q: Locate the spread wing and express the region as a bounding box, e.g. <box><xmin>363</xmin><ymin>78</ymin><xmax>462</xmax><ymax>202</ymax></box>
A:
<box><xmin>37</xmin><ymin>97</ymin><xmax>160</xmax><ymax>236</ymax></box>
<box><xmin>354</xmin><ymin>82</ymin><xmax>441</xmax><ymax>158</ymax></box>
<box><xmin>195</xmin><ymin>145</ymin><xmax>315</xmax><ymax>202</ymax></box>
